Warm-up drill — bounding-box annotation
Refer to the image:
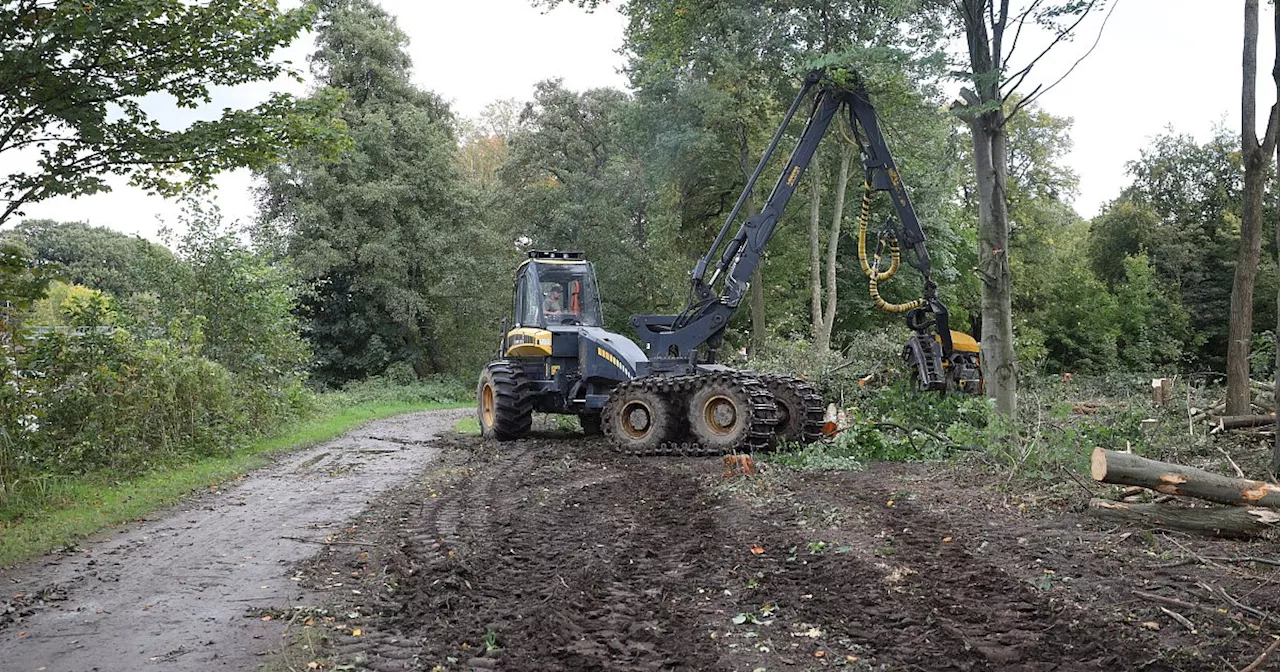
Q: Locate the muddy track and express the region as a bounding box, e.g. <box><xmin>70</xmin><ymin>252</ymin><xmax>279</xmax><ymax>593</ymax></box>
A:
<box><xmin>301</xmin><ymin>434</ymin><xmax>1280</xmax><ymax>672</ymax></box>
<box><xmin>0</xmin><ymin>408</ymin><xmax>469</xmax><ymax>672</ymax></box>
<box><xmin>388</xmin><ymin>436</ymin><xmax>726</xmax><ymax>670</ymax></box>
<box><xmin>8</xmin><ymin>411</ymin><xmax>1277</xmax><ymax>672</ymax></box>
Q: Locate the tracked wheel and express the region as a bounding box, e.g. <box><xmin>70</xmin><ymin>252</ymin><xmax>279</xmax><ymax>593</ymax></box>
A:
<box><xmin>758</xmin><ymin>374</ymin><xmax>826</xmax><ymax>445</ymax></box>
<box><xmin>477</xmin><ymin>361</ymin><xmax>533</xmax><ymax>440</ymax></box>
<box><xmin>687</xmin><ymin>374</ymin><xmax>778</xmax><ymax>454</ymax></box>
<box><xmin>602</xmin><ymin>383</ymin><xmax>680</xmax><ymax>454</ymax></box>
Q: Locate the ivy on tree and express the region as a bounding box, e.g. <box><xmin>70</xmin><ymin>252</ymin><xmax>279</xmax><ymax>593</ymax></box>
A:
<box><xmin>0</xmin><ymin>0</ymin><xmax>348</xmax><ymax>225</ymax></box>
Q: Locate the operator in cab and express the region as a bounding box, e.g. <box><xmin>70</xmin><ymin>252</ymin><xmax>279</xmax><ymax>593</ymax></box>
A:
<box><xmin>544</xmin><ymin>285</ymin><xmax>564</xmax><ymax>315</ymax></box>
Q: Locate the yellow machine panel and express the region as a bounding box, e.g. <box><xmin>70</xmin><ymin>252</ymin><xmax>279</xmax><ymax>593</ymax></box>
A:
<box><xmin>946</xmin><ymin>331</ymin><xmax>980</xmax><ymax>354</ymax></box>
<box><xmin>505</xmin><ymin>328</ymin><xmax>553</xmax><ymax>357</ymax></box>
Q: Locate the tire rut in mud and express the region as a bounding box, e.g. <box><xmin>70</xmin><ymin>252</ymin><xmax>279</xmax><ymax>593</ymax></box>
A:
<box><xmin>373</xmin><ymin>434</ymin><xmax>727</xmax><ymax>671</ymax></box>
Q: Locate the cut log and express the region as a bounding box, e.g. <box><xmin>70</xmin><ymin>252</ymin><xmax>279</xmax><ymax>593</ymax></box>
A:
<box><xmin>1216</xmin><ymin>414</ymin><xmax>1277</xmax><ymax>431</ymax></box>
<box><xmin>1091</xmin><ymin>448</ymin><xmax>1280</xmax><ymax>507</ymax></box>
<box><xmin>1087</xmin><ymin>499</ymin><xmax>1280</xmax><ymax>539</ymax></box>
<box><xmin>1151</xmin><ymin>378</ymin><xmax>1174</xmax><ymax>405</ymax></box>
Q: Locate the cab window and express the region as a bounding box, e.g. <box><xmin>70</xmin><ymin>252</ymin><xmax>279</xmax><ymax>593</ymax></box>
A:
<box><xmin>518</xmin><ymin>270</ymin><xmax>541</xmax><ymax>326</ymax></box>
<box><xmin>536</xmin><ymin>262</ymin><xmax>602</xmax><ymax>327</ymax></box>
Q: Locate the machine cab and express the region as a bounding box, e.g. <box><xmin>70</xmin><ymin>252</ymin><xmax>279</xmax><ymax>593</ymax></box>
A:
<box><xmin>513</xmin><ymin>250</ymin><xmax>604</xmax><ymax>329</ymax></box>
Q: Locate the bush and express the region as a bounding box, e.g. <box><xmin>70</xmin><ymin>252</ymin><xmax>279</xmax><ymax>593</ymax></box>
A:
<box><xmin>748</xmin><ymin>327</ymin><xmax>911</xmax><ymax>402</ymax></box>
<box><xmin>334</xmin><ymin>374</ymin><xmax>469</xmax><ymax>406</ymax></box>
<box><xmin>18</xmin><ymin>320</ymin><xmax>308</xmax><ymax>475</ymax></box>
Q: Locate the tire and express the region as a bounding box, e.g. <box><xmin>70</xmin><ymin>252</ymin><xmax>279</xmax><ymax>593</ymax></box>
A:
<box><xmin>687</xmin><ymin>376</ymin><xmax>768</xmax><ymax>453</ymax></box>
<box><xmin>602</xmin><ymin>384</ymin><xmax>678</xmax><ymax>454</ymax></box>
<box><xmin>759</xmin><ymin>375</ymin><xmax>826</xmax><ymax>445</ymax></box>
<box><xmin>477</xmin><ymin>361</ymin><xmax>533</xmax><ymax>440</ymax></box>
<box><xmin>580</xmin><ymin>413</ymin><xmax>603</xmax><ymax>436</ymax></box>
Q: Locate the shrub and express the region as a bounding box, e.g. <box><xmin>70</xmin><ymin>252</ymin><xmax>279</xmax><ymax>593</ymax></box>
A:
<box><xmin>748</xmin><ymin>327</ymin><xmax>911</xmax><ymax>403</ymax></box>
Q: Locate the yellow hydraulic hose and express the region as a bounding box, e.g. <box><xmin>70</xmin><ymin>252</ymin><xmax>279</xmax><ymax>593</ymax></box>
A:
<box><xmin>837</xmin><ymin>119</ymin><xmax>924</xmax><ymax>314</ymax></box>
<box><xmin>856</xmin><ymin>181</ymin><xmax>900</xmax><ymax>281</ymax></box>
<box><xmin>868</xmin><ymin>245</ymin><xmax>925</xmax><ymax>314</ymax></box>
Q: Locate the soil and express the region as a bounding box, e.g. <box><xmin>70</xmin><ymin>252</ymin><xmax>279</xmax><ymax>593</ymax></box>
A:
<box><xmin>6</xmin><ymin>412</ymin><xmax>1280</xmax><ymax>671</ymax></box>
<box><xmin>279</xmin><ymin>429</ymin><xmax>1280</xmax><ymax>672</ymax></box>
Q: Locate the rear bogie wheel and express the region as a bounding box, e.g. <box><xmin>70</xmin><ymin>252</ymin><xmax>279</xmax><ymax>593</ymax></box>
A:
<box><xmin>759</xmin><ymin>375</ymin><xmax>826</xmax><ymax>445</ymax></box>
<box><xmin>687</xmin><ymin>376</ymin><xmax>775</xmax><ymax>453</ymax></box>
<box><xmin>602</xmin><ymin>385</ymin><xmax>677</xmax><ymax>453</ymax></box>
<box><xmin>477</xmin><ymin>361</ymin><xmax>533</xmax><ymax>440</ymax></box>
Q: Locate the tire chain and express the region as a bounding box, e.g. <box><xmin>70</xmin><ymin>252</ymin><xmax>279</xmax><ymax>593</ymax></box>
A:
<box><xmin>754</xmin><ymin>373</ymin><xmax>828</xmax><ymax>444</ymax></box>
<box><xmin>604</xmin><ymin>371</ymin><xmax>779</xmax><ymax>456</ymax></box>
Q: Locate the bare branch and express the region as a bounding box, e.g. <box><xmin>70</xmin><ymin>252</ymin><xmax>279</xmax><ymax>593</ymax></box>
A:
<box><xmin>1013</xmin><ymin>0</ymin><xmax>1120</xmax><ymax>115</ymax></box>
<box><xmin>1001</xmin><ymin>0</ymin><xmax>1048</xmax><ymax>72</ymax></box>
<box><xmin>1000</xmin><ymin>0</ymin><xmax>1100</xmax><ymax>92</ymax></box>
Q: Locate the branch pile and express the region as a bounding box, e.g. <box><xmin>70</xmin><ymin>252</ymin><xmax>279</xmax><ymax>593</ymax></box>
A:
<box><xmin>1088</xmin><ymin>448</ymin><xmax>1280</xmax><ymax>539</ymax></box>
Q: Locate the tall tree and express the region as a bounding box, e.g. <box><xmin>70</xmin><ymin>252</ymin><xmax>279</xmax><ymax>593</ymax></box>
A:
<box><xmin>951</xmin><ymin>0</ymin><xmax>1113</xmax><ymax>417</ymax></box>
<box><xmin>256</xmin><ymin>0</ymin><xmax>497</xmax><ymax>384</ymax></box>
<box><xmin>0</xmin><ymin>0</ymin><xmax>346</xmax><ymax>226</ymax></box>
<box><xmin>499</xmin><ymin>80</ymin><xmax>667</xmax><ymax>328</ymax></box>
<box><xmin>0</xmin><ymin>219</ymin><xmax>179</xmax><ymax>299</ymax></box>
<box><xmin>1227</xmin><ymin>0</ymin><xmax>1280</xmax><ymax>416</ymax></box>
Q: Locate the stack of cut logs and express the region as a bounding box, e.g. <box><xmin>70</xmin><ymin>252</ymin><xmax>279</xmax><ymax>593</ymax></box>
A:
<box><xmin>1089</xmin><ymin>448</ymin><xmax>1280</xmax><ymax>539</ymax></box>
<box><xmin>1187</xmin><ymin>378</ymin><xmax>1276</xmax><ymax>434</ymax></box>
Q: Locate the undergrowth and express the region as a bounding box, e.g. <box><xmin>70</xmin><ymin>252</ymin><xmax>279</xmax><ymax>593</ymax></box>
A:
<box><xmin>766</xmin><ymin>366</ymin><xmax>1231</xmax><ymax>485</ymax></box>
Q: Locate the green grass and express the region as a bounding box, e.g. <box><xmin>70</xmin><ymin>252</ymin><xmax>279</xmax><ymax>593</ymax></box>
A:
<box><xmin>454</xmin><ymin>416</ymin><xmax>481</xmax><ymax>435</ymax></box>
<box><xmin>0</xmin><ymin>399</ymin><xmax>467</xmax><ymax>568</ymax></box>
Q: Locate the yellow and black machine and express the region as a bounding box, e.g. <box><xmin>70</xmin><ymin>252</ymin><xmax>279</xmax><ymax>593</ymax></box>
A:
<box><xmin>477</xmin><ymin>67</ymin><xmax>982</xmax><ymax>455</ymax></box>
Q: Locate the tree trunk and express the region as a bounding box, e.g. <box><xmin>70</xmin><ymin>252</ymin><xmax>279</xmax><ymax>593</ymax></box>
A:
<box><xmin>1091</xmin><ymin>447</ymin><xmax>1280</xmax><ymax>507</ymax></box>
<box><xmin>750</xmin><ymin>267</ymin><xmax>766</xmax><ymax>354</ymax></box>
<box><xmin>1086</xmin><ymin>499</ymin><xmax>1280</xmax><ymax>539</ymax></box>
<box><xmin>810</xmin><ymin>146</ymin><xmax>824</xmax><ymax>344</ymax></box>
<box><xmin>819</xmin><ymin>146</ymin><xmax>850</xmax><ymax>353</ymax></box>
<box><xmin>965</xmin><ymin>101</ymin><xmax>1017</xmax><ymax>418</ymax></box>
<box><xmin>1228</xmin><ymin>0</ymin><xmax>1280</xmax><ymax>416</ymax></box>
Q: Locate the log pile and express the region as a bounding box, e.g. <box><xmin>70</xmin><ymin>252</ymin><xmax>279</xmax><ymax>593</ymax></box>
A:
<box><xmin>1185</xmin><ymin>378</ymin><xmax>1276</xmax><ymax>435</ymax></box>
<box><xmin>1088</xmin><ymin>448</ymin><xmax>1280</xmax><ymax>539</ymax></box>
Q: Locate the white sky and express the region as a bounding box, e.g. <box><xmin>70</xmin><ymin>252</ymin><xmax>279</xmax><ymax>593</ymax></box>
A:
<box><xmin>12</xmin><ymin>0</ymin><xmax>1267</xmax><ymax>240</ymax></box>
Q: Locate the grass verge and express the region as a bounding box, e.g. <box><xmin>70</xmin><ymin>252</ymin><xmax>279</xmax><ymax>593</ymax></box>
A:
<box><xmin>0</xmin><ymin>400</ymin><xmax>467</xmax><ymax>568</ymax></box>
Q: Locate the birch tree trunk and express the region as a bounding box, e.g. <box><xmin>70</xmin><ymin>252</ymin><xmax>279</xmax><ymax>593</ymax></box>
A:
<box><xmin>819</xmin><ymin>146</ymin><xmax>851</xmax><ymax>353</ymax></box>
<box><xmin>809</xmin><ymin>147</ymin><xmax>824</xmax><ymax>343</ymax></box>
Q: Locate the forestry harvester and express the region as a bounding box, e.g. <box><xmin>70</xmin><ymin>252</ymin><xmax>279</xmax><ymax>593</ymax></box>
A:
<box><xmin>477</xmin><ymin>68</ymin><xmax>982</xmax><ymax>455</ymax></box>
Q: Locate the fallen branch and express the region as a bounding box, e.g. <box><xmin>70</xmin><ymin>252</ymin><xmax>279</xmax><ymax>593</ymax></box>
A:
<box><xmin>1087</xmin><ymin>499</ymin><xmax>1280</xmax><ymax>539</ymax></box>
<box><xmin>1133</xmin><ymin>590</ymin><xmax>1260</xmax><ymax>629</ymax></box>
<box><xmin>1241</xmin><ymin>636</ymin><xmax>1280</xmax><ymax>672</ymax></box>
<box><xmin>1159</xmin><ymin>606</ymin><xmax>1197</xmax><ymax>633</ymax></box>
<box><xmin>1092</xmin><ymin>448</ymin><xmax>1280</xmax><ymax>508</ymax></box>
<box><xmin>1201</xmin><ymin>555</ymin><xmax>1280</xmax><ymax>567</ymax></box>
<box><xmin>281</xmin><ymin>535</ymin><xmax>382</xmax><ymax>548</ymax></box>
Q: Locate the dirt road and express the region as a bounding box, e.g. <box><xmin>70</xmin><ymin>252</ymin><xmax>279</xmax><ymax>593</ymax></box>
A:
<box><xmin>6</xmin><ymin>412</ymin><xmax>1280</xmax><ymax>671</ymax></box>
<box><xmin>286</xmin><ymin>432</ymin><xmax>1280</xmax><ymax>672</ymax></box>
<box><xmin>0</xmin><ymin>408</ymin><xmax>469</xmax><ymax>672</ymax></box>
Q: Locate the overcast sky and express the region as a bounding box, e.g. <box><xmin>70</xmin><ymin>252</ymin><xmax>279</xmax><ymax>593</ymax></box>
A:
<box><xmin>14</xmin><ymin>0</ymin><xmax>1268</xmax><ymax>240</ymax></box>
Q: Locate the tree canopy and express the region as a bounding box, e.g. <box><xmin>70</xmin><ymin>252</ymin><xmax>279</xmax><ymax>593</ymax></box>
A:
<box><xmin>0</xmin><ymin>0</ymin><xmax>347</xmax><ymax>226</ymax></box>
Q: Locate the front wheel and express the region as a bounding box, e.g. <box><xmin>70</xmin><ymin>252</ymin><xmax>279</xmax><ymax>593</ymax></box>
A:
<box><xmin>477</xmin><ymin>361</ymin><xmax>533</xmax><ymax>440</ymax></box>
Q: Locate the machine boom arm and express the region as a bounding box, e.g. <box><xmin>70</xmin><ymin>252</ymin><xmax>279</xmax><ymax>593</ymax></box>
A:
<box><xmin>633</xmin><ymin>68</ymin><xmax>950</xmax><ymax>370</ymax></box>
